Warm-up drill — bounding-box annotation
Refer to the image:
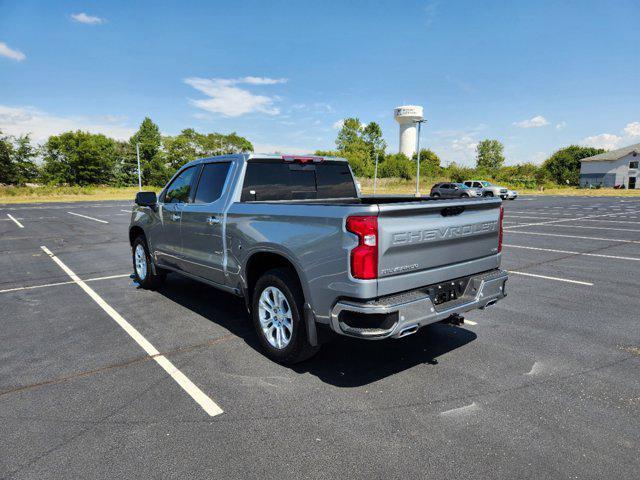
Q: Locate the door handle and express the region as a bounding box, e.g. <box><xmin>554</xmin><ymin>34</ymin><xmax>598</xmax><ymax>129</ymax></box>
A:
<box><xmin>206</xmin><ymin>216</ymin><xmax>220</xmax><ymax>225</ymax></box>
<box><xmin>171</xmin><ymin>214</ymin><xmax>181</xmax><ymax>221</ymax></box>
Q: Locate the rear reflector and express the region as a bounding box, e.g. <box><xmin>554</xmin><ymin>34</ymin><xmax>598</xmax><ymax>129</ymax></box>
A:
<box><xmin>498</xmin><ymin>205</ymin><xmax>504</xmax><ymax>253</ymax></box>
<box><xmin>346</xmin><ymin>216</ymin><xmax>378</xmax><ymax>279</ymax></box>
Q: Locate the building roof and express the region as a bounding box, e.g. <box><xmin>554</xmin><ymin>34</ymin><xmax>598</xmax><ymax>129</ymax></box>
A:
<box><xmin>580</xmin><ymin>142</ymin><xmax>640</xmax><ymax>162</ymax></box>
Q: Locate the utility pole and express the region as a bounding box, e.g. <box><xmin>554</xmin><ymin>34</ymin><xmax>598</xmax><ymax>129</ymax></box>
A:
<box><xmin>373</xmin><ymin>152</ymin><xmax>379</xmax><ymax>194</ymax></box>
<box><xmin>136</xmin><ymin>143</ymin><xmax>142</xmax><ymax>191</ymax></box>
<box><xmin>413</xmin><ymin>119</ymin><xmax>427</xmax><ymax>197</ymax></box>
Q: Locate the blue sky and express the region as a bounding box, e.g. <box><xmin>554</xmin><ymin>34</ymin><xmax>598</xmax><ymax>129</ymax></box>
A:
<box><xmin>1</xmin><ymin>0</ymin><xmax>639</xmax><ymax>165</ymax></box>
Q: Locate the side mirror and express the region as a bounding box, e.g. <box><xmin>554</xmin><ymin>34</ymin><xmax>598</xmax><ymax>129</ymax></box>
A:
<box><xmin>135</xmin><ymin>191</ymin><xmax>157</xmax><ymax>207</ymax></box>
<box><xmin>453</xmin><ymin>186</ymin><xmax>459</xmax><ymax>190</ymax></box>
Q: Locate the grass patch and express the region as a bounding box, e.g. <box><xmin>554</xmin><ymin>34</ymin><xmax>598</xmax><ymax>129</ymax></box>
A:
<box><xmin>0</xmin><ymin>185</ymin><xmax>160</xmax><ymax>204</ymax></box>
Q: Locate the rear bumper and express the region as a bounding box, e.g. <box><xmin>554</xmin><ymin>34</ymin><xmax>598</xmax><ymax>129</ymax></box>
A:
<box><xmin>330</xmin><ymin>269</ymin><xmax>508</xmax><ymax>339</ymax></box>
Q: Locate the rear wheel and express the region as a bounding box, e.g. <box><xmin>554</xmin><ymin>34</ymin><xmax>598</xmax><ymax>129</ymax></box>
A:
<box><xmin>432</xmin><ymin>192</ymin><xmax>441</xmax><ymax>198</ymax></box>
<box><xmin>252</xmin><ymin>268</ymin><xmax>319</xmax><ymax>364</ymax></box>
<box><xmin>461</xmin><ymin>193</ymin><xmax>469</xmax><ymax>198</ymax></box>
<box><xmin>132</xmin><ymin>236</ymin><xmax>165</xmax><ymax>289</ymax></box>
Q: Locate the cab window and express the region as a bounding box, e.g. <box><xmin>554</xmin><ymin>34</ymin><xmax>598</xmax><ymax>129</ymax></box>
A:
<box><xmin>164</xmin><ymin>166</ymin><xmax>198</xmax><ymax>203</ymax></box>
<box><xmin>193</xmin><ymin>162</ymin><xmax>231</xmax><ymax>203</ymax></box>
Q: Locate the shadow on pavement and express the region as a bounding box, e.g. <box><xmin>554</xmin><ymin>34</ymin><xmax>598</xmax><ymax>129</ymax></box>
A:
<box><xmin>156</xmin><ymin>274</ymin><xmax>477</xmax><ymax>387</ymax></box>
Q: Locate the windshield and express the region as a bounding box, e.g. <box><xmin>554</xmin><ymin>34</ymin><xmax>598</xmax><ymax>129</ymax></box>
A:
<box><xmin>457</xmin><ymin>183</ymin><xmax>469</xmax><ymax>189</ymax></box>
<box><xmin>481</xmin><ymin>181</ymin><xmax>492</xmax><ymax>187</ymax></box>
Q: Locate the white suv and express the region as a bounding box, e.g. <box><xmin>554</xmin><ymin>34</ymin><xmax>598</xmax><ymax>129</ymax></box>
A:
<box><xmin>463</xmin><ymin>180</ymin><xmax>509</xmax><ymax>199</ymax></box>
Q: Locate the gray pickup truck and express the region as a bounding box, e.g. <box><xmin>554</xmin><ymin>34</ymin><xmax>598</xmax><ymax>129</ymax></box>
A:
<box><xmin>129</xmin><ymin>154</ymin><xmax>508</xmax><ymax>363</ymax></box>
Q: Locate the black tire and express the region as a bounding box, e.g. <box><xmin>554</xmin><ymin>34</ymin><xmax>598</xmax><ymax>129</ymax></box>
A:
<box><xmin>461</xmin><ymin>193</ymin><xmax>469</xmax><ymax>198</ymax></box>
<box><xmin>252</xmin><ymin>268</ymin><xmax>319</xmax><ymax>364</ymax></box>
<box><xmin>132</xmin><ymin>236</ymin><xmax>166</xmax><ymax>290</ymax></box>
<box><xmin>432</xmin><ymin>192</ymin><xmax>441</xmax><ymax>198</ymax></box>
<box><xmin>484</xmin><ymin>191</ymin><xmax>494</xmax><ymax>197</ymax></box>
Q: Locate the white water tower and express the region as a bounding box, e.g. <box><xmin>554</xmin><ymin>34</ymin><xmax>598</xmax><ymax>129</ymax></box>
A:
<box><xmin>394</xmin><ymin>105</ymin><xmax>424</xmax><ymax>158</ymax></box>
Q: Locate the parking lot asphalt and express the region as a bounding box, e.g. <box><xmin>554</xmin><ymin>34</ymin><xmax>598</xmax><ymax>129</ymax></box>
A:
<box><xmin>1</xmin><ymin>195</ymin><xmax>639</xmax><ymax>479</ymax></box>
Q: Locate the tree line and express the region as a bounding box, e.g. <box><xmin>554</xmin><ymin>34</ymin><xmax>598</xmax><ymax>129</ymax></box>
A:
<box><xmin>317</xmin><ymin>117</ymin><xmax>606</xmax><ymax>188</ymax></box>
<box><xmin>1</xmin><ymin>115</ymin><xmax>606</xmax><ymax>189</ymax></box>
<box><xmin>0</xmin><ymin>117</ymin><xmax>253</xmax><ymax>187</ymax></box>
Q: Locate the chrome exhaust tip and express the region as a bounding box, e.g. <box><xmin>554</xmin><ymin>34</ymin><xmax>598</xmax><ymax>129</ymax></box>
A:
<box><xmin>481</xmin><ymin>299</ymin><xmax>498</xmax><ymax>309</ymax></box>
<box><xmin>398</xmin><ymin>324</ymin><xmax>419</xmax><ymax>338</ymax></box>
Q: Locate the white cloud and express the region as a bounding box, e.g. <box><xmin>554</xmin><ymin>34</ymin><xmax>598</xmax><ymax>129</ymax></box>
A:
<box><xmin>70</xmin><ymin>13</ymin><xmax>106</xmax><ymax>25</ymax></box>
<box><xmin>623</xmin><ymin>121</ymin><xmax>640</xmax><ymax>137</ymax></box>
<box><xmin>332</xmin><ymin>119</ymin><xmax>344</xmax><ymax>130</ymax></box>
<box><xmin>555</xmin><ymin>121</ymin><xmax>566</xmax><ymax>130</ymax></box>
<box><xmin>240</xmin><ymin>76</ymin><xmax>287</xmax><ymax>85</ymax></box>
<box><xmin>0</xmin><ymin>105</ymin><xmax>134</xmax><ymax>142</ymax></box>
<box><xmin>0</xmin><ymin>42</ymin><xmax>25</xmax><ymax>61</ymax></box>
<box><xmin>452</xmin><ymin>135</ymin><xmax>478</xmax><ymax>153</ymax></box>
<box><xmin>184</xmin><ymin>76</ymin><xmax>286</xmax><ymax>117</ymax></box>
<box><xmin>514</xmin><ymin>115</ymin><xmax>549</xmax><ymax>128</ymax></box>
<box><xmin>582</xmin><ymin>133</ymin><xmax>622</xmax><ymax>150</ymax></box>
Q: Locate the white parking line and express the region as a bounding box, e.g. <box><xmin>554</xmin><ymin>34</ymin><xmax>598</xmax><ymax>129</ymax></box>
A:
<box><xmin>532</xmin><ymin>223</ymin><xmax>640</xmax><ymax>233</ymax></box>
<box><xmin>67</xmin><ymin>211</ymin><xmax>109</xmax><ymax>224</ymax></box>
<box><xmin>508</xmin><ymin>270</ymin><xmax>593</xmax><ymax>286</ymax></box>
<box><xmin>506</xmin><ymin>230</ymin><xmax>640</xmax><ymax>244</ymax></box>
<box><xmin>0</xmin><ymin>273</ymin><xmax>131</xmax><ymax>294</ymax></box>
<box><xmin>505</xmin><ymin>210</ymin><xmax>640</xmax><ymax>230</ymax></box>
<box><xmin>504</xmin><ymin>244</ymin><xmax>640</xmax><ymax>262</ymax></box>
<box><xmin>39</xmin><ymin>246</ymin><xmax>223</xmax><ymax>417</ymax></box>
<box><xmin>121</xmin><ymin>209</ymin><xmax>131</xmax><ymax>213</ymax></box>
<box><xmin>7</xmin><ymin>214</ymin><xmax>24</xmax><ymax>228</ymax></box>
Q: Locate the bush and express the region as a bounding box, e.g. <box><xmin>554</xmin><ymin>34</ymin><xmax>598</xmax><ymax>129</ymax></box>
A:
<box><xmin>378</xmin><ymin>153</ymin><xmax>414</xmax><ymax>179</ymax></box>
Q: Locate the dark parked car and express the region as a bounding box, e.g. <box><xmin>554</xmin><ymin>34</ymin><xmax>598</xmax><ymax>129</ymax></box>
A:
<box><xmin>430</xmin><ymin>182</ymin><xmax>482</xmax><ymax>198</ymax></box>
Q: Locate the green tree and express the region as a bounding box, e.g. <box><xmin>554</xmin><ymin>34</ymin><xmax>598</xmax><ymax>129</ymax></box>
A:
<box><xmin>130</xmin><ymin>117</ymin><xmax>168</xmax><ymax>185</ymax></box>
<box><xmin>362</xmin><ymin>122</ymin><xmax>386</xmax><ymax>161</ymax></box>
<box><xmin>41</xmin><ymin>131</ymin><xmax>117</xmax><ymax>185</ymax></box>
<box><xmin>335</xmin><ymin>117</ymin><xmax>383</xmax><ymax>176</ymax></box>
<box><xmin>412</xmin><ymin>149</ymin><xmax>442</xmax><ymax>177</ymax></box>
<box><xmin>476</xmin><ymin>139</ymin><xmax>505</xmax><ymax>172</ymax></box>
<box><xmin>111</xmin><ymin>141</ymin><xmax>138</xmax><ymax>186</ymax></box>
<box><xmin>378</xmin><ymin>153</ymin><xmax>414</xmax><ymax>179</ymax></box>
<box><xmin>0</xmin><ymin>131</ymin><xmax>14</xmax><ymax>184</ymax></box>
<box><xmin>0</xmin><ymin>131</ymin><xmax>39</xmax><ymax>185</ymax></box>
<box><xmin>542</xmin><ymin>145</ymin><xmax>605</xmax><ymax>186</ymax></box>
<box><xmin>163</xmin><ymin>128</ymin><xmax>254</xmax><ymax>171</ymax></box>
<box><xmin>12</xmin><ymin>134</ymin><xmax>39</xmax><ymax>184</ymax></box>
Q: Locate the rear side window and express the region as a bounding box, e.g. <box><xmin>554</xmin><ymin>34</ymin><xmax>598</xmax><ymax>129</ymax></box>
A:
<box><xmin>164</xmin><ymin>166</ymin><xmax>198</xmax><ymax>203</ymax></box>
<box><xmin>241</xmin><ymin>161</ymin><xmax>357</xmax><ymax>201</ymax></box>
<box><xmin>194</xmin><ymin>162</ymin><xmax>231</xmax><ymax>203</ymax></box>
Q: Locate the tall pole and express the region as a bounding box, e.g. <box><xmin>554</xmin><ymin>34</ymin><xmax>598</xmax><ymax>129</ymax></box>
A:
<box><xmin>373</xmin><ymin>152</ymin><xmax>379</xmax><ymax>194</ymax></box>
<box><xmin>136</xmin><ymin>143</ymin><xmax>142</xmax><ymax>191</ymax></box>
<box><xmin>414</xmin><ymin>120</ymin><xmax>425</xmax><ymax>197</ymax></box>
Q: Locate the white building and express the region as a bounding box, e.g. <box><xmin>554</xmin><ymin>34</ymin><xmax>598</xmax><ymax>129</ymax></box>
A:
<box><xmin>394</xmin><ymin>105</ymin><xmax>423</xmax><ymax>158</ymax></box>
<box><xmin>579</xmin><ymin>142</ymin><xmax>640</xmax><ymax>189</ymax></box>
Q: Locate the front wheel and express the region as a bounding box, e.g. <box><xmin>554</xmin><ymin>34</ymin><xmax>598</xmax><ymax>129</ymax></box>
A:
<box><xmin>252</xmin><ymin>268</ymin><xmax>319</xmax><ymax>364</ymax></box>
<box><xmin>132</xmin><ymin>236</ymin><xmax>166</xmax><ymax>289</ymax></box>
<box><xmin>484</xmin><ymin>191</ymin><xmax>494</xmax><ymax>197</ymax></box>
<box><xmin>461</xmin><ymin>193</ymin><xmax>469</xmax><ymax>198</ymax></box>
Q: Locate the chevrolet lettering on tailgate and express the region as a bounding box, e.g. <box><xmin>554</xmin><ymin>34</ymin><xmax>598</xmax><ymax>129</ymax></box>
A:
<box><xmin>392</xmin><ymin>221</ymin><xmax>499</xmax><ymax>245</ymax></box>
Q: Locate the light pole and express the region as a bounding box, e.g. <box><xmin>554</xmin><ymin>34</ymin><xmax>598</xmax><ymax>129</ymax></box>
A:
<box><xmin>413</xmin><ymin>119</ymin><xmax>427</xmax><ymax>197</ymax></box>
<box><xmin>373</xmin><ymin>152</ymin><xmax>379</xmax><ymax>194</ymax></box>
<box><xmin>136</xmin><ymin>143</ymin><xmax>142</xmax><ymax>191</ymax></box>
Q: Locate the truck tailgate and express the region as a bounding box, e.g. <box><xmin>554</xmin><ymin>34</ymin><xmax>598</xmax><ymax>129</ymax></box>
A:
<box><xmin>376</xmin><ymin>198</ymin><xmax>502</xmax><ymax>296</ymax></box>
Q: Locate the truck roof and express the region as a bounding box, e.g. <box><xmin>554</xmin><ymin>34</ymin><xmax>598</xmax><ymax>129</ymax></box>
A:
<box><xmin>180</xmin><ymin>153</ymin><xmax>349</xmax><ymax>169</ymax></box>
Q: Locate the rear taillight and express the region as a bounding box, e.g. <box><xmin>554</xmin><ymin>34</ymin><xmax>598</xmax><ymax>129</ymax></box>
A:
<box><xmin>346</xmin><ymin>215</ymin><xmax>378</xmax><ymax>280</ymax></box>
<box><xmin>498</xmin><ymin>205</ymin><xmax>504</xmax><ymax>253</ymax></box>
